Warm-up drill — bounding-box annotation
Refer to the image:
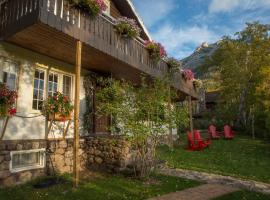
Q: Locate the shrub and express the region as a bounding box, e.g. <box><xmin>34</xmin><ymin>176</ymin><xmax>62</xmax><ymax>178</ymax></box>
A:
<box><xmin>115</xmin><ymin>17</ymin><xmax>141</xmax><ymax>39</ymax></box>
<box><xmin>69</xmin><ymin>0</ymin><xmax>107</xmax><ymax>17</ymax></box>
<box><xmin>0</xmin><ymin>83</ymin><xmax>17</xmax><ymax>118</ymax></box>
<box><xmin>145</xmin><ymin>41</ymin><xmax>167</xmax><ymax>62</ymax></box>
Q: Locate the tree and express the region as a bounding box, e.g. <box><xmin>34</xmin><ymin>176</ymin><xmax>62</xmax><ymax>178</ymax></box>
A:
<box><xmin>203</xmin><ymin>22</ymin><xmax>270</xmax><ymax>137</ymax></box>
<box><xmin>96</xmin><ymin>75</ymin><xmax>188</xmax><ymax>177</ymax></box>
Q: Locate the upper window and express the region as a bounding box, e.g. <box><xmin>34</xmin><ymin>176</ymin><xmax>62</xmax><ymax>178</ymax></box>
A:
<box><xmin>103</xmin><ymin>0</ymin><xmax>110</xmax><ymax>15</ymax></box>
<box><xmin>0</xmin><ymin>60</ymin><xmax>18</xmax><ymax>91</ymax></box>
<box><xmin>10</xmin><ymin>149</ymin><xmax>46</xmax><ymax>173</ymax></box>
<box><xmin>33</xmin><ymin>69</ymin><xmax>45</xmax><ymax>110</ymax></box>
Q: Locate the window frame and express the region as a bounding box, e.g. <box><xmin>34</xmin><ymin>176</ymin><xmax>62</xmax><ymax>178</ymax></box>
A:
<box><xmin>32</xmin><ymin>67</ymin><xmax>74</xmax><ymax>112</ymax></box>
<box><xmin>0</xmin><ymin>58</ymin><xmax>19</xmax><ymax>91</ymax></box>
<box><xmin>10</xmin><ymin>148</ymin><xmax>46</xmax><ymax>173</ymax></box>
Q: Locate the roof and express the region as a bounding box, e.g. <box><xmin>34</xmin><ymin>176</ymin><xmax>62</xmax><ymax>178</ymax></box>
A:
<box><xmin>112</xmin><ymin>0</ymin><xmax>152</xmax><ymax>41</ymax></box>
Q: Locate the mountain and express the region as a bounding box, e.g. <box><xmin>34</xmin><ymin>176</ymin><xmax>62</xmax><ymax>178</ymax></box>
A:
<box><xmin>181</xmin><ymin>42</ymin><xmax>219</xmax><ymax>71</ymax></box>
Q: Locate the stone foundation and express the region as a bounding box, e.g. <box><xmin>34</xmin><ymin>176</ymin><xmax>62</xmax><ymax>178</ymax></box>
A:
<box><xmin>0</xmin><ymin>136</ymin><xmax>131</xmax><ymax>187</ymax></box>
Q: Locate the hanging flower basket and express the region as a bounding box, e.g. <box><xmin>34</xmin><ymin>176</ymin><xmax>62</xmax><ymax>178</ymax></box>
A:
<box><xmin>182</xmin><ymin>69</ymin><xmax>194</xmax><ymax>81</ymax></box>
<box><xmin>0</xmin><ymin>83</ymin><xmax>17</xmax><ymax>118</ymax></box>
<box><xmin>115</xmin><ymin>17</ymin><xmax>141</xmax><ymax>39</ymax></box>
<box><xmin>69</xmin><ymin>0</ymin><xmax>107</xmax><ymax>17</ymax></box>
<box><xmin>43</xmin><ymin>92</ymin><xmax>74</xmax><ymax>122</ymax></box>
<box><xmin>145</xmin><ymin>41</ymin><xmax>167</xmax><ymax>62</ymax></box>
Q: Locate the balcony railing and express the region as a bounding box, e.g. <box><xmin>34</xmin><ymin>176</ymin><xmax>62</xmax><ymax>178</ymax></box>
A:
<box><xmin>0</xmin><ymin>0</ymin><xmax>197</xmax><ymax>97</ymax></box>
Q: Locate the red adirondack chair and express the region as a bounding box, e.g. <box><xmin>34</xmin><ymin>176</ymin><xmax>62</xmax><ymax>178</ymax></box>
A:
<box><xmin>208</xmin><ymin>125</ymin><xmax>221</xmax><ymax>139</ymax></box>
<box><xmin>186</xmin><ymin>131</ymin><xmax>198</xmax><ymax>151</ymax></box>
<box><xmin>224</xmin><ymin>125</ymin><xmax>235</xmax><ymax>139</ymax></box>
<box><xmin>186</xmin><ymin>131</ymin><xmax>210</xmax><ymax>151</ymax></box>
<box><xmin>194</xmin><ymin>130</ymin><xmax>211</xmax><ymax>148</ymax></box>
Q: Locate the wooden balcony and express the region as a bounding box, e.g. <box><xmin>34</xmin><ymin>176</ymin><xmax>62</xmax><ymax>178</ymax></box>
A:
<box><xmin>0</xmin><ymin>0</ymin><xmax>198</xmax><ymax>98</ymax></box>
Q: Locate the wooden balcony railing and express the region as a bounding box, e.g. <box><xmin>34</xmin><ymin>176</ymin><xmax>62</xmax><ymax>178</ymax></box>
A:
<box><xmin>0</xmin><ymin>0</ymin><xmax>197</xmax><ymax>97</ymax></box>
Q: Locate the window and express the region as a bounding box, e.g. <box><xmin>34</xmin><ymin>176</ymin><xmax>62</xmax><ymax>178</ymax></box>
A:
<box><xmin>32</xmin><ymin>68</ymin><xmax>74</xmax><ymax>111</ymax></box>
<box><xmin>0</xmin><ymin>60</ymin><xmax>18</xmax><ymax>91</ymax></box>
<box><xmin>32</xmin><ymin>69</ymin><xmax>45</xmax><ymax>110</ymax></box>
<box><xmin>10</xmin><ymin>149</ymin><xmax>46</xmax><ymax>173</ymax></box>
<box><xmin>63</xmin><ymin>75</ymin><xmax>72</xmax><ymax>98</ymax></box>
<box><xmin>48</xmin><ymin>72</ymin><xmax>58</xmax><ymax>97</ymax></box>
<box><xmin>103</xmin><ymin>0</ymin><xmax>110</xmax><ymax>15</ymax></box>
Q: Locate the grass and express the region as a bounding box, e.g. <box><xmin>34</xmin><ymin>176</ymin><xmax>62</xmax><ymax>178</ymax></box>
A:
<box><xmin>214</xmin><ymin>190</ymin><xmax>270</xmax><ymax>200</ymax></box>
<box><xmin>157</xmin><ymin>134</ymin><xmax>270</xmax><ymax>183</ymax></box>
<box><xmin>0</xmin><ymin>173</ymin><xmax>201</xmax><ymax>200</ymax></box>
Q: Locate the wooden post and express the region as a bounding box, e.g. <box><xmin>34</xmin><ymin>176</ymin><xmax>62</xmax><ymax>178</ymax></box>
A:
<box><xmin>73</xmin><ymin>40</ymin><xmax>82</xmax><ymax>188</ymax></box>
<box><xmin>188</xmin><ymin>96</ymin><xmax>194</xmax><ymax>137</ymax></box>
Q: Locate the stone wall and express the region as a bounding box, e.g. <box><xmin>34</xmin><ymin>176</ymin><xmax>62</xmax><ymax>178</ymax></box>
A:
<box><xmin>84</xmin><ymin>136</ymin><xmax>131</xmax><ymax>172</ymax></box>
<box><xmin>0</xmin><ymin>140</ymin><xmax>47</xmax><ymax>187</ymax></box>
<box><xmin>0</xmin><ymin>136</ymin><xmax>132</xmax><ymax>187</ymax></box>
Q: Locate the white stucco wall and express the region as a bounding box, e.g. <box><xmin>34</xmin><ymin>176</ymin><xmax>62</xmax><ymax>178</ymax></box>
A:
<box><xmin>0</xmin><ymin>42</ymin><xmax>88</xmax><ymax>140</ymax></box>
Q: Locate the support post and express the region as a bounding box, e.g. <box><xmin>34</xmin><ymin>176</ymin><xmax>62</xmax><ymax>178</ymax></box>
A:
<box><xmin>73</xmin><ymin>40</ymin><xmax>82</xmax><ymax>188</ymax></box>
<box><xmin>188</xmin><ymin>96</ymin><xmax>194</xmax><ymax>137</ymax></box>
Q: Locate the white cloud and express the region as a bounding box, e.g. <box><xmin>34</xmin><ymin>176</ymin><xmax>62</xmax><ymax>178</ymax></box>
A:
<box><xmin>209</xmin><ymin>0</ymin><xmax>270</xmax><ymax>13</ymax></box>
<box><xmin>132</xmin><ymin>0</ymin><xmax>177</xmax><ymax>27</ymax></box>
<box><xmin>152</xmin><ymin>24</ymin><xmax>220</xmax><ymax>58</ymax></box>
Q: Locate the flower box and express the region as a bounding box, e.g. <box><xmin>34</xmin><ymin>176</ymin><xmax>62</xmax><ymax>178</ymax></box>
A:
<box><xmin>115</xmin><ymin>17</ymin><xmax>141</xmax><ymax>39</ymax></box>
<box><xmin>48</xmin><ymin>113</ymin><xmax>72</xmax><ymax>122</ymax></box>
<box><xmin>145</xmin><ymin>41</ymin><xmax>167</xmax><ymax>62</ymax></box>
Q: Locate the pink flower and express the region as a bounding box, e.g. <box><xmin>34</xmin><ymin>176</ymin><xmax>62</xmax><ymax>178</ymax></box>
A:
<box><xmin>95</xmin><ymin>0</ymin><xmax>107</xmax><ymax>11</ymax></box>
<box><xmin>182</xmin><ymin>69</ymin><xmax>194</xmax><ymax>81</ymax></box>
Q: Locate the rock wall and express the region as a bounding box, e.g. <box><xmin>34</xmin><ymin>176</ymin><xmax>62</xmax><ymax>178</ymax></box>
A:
<box><xmin>0</xmin><ymin>136</ymin><xmax>131</xmax><ymax>187</ymax></box>
<box><xmin>84</xmin><ymin>136</ymin><xmax>131</xmax><ymax>172</ymax></box>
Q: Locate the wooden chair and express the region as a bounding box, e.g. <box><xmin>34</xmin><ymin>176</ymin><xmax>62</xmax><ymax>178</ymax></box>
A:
<box><xmin>208</xmin><ymin>125</ymin><xmax>221</xmax><ymax>139</ymax></box>
<box><xmin>224</xmin><ymin>125</ymin><xmax>235</xmax><ymax>139</ymax></box>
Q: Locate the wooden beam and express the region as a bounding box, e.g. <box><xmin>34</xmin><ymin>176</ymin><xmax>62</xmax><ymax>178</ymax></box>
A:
<box><xmin>188</xmin><ymin>96</ymin><xmax>194</xmax><ymax>137</ymax></box>
<box><xmin>73</xmin><ymin>40</ymin><xmax>82</xmax><ymax>188</ymax></box>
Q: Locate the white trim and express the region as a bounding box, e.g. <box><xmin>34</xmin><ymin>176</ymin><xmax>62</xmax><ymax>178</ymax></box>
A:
<box><xmin>10</xmin><ymin>148</ymin><xmax>46</xmax><ymax>173</ymax></box>
<box><xmin>126</xmin><ymin>0</ymin><xmax>152</xmax><ymax>41</ymax></box>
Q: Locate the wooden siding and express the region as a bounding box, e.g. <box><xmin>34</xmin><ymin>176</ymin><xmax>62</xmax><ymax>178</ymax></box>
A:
<box><xmin>0</xmin><ymin>0</ymin><xmax>198</xmax><ymax>99</ymax></box>
<box><xmin>110</xmin><ymin>0</ymin><xmax>122</xmax><ymax>18</ymax></box>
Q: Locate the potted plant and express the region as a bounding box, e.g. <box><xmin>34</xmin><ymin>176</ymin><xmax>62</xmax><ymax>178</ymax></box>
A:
<box><xmin>145</xmin><ymin>41</ymin><xmax>167</xmax><ymax>62</ymax></box>
<box><xmin>182</xmin><ymin>69</ymin><xmax>194</xmax><ymax>81</ymax></box>
<box><xmin>115</xmin><ymin>17</ymin><xmax>141</xmax><ymax>39</ymax></box>
<box><xmin>0</xmin><ymin>83</ymin><xmax>17</xmax><ymax>118</ymax></box>
<box><xmin>69</xmin><ymin>0</ymin><xmax>107</xmax><ymax>17</ymax></box>
<box><xmin>193</xmin><ymin>79</ymin><xmax>203</xmax><ymax>90</ymax></box>
<box><xmin>43</xmin><ymin>92</ymin><xmax>74</xmax><ymax>122</ymax></box>
<box><xmin>166</xmin><ymin>57</ymin><xmax>181</xmax><ymax>74</ymax></box>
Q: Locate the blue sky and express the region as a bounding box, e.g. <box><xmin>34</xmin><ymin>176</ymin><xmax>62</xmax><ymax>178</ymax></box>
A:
<box><xmin>132</xmin><ymin>0</ymin><xmax>270</xmax><ymax>59</ymax></box>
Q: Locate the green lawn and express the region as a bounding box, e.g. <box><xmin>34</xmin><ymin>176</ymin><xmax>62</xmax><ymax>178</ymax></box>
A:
<box><xmin>157</xmin><ymin>135</ymin><xmax>270</xmax><ymax>183</ymax></box>
<box><xmin>214</xmin><ymin>190</ymin><xmax>270</xmax><ymax>200</ymax></box>
<box><xmin>0</xmin><ymin>173</ymin><xmax>200</xmax><ymax>200</ymax></box>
